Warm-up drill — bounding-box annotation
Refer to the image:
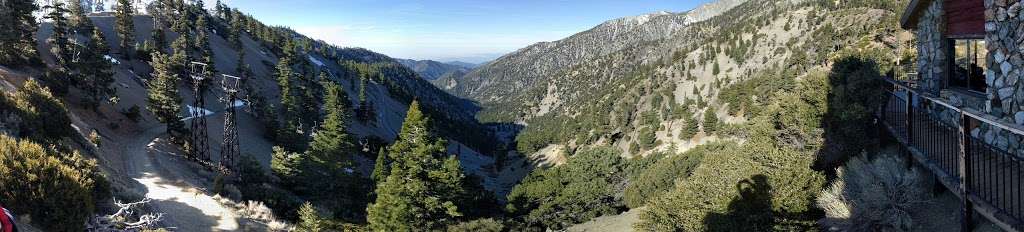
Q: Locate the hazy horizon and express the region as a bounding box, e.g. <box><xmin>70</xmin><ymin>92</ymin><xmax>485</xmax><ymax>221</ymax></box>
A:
<box><xmin>224</xmin><ymin>0</ymin><xmax>714</xmax><ymax>63</ymax></box>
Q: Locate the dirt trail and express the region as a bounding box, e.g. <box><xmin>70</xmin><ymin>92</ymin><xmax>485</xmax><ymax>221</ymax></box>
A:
<box><xmin>121</xmin><ymin>125</ymin><xmax>240</xmax><ymax>231</ymax></box>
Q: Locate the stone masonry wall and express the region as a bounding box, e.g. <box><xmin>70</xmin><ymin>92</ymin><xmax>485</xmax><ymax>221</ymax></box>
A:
<box><xmin>918</xmin><ymin>0</ymin><xmax>947</xmax><ymax>94</ymax></box>
<box><xmin>986</xmin><ymin>0</ymin><xmax>1024</xmax><ymax>121</ymax></box>
<box><xmin>981</xmin><ymin>0</ymin><xmax>1024</xmax><ymax>155</ymax></box>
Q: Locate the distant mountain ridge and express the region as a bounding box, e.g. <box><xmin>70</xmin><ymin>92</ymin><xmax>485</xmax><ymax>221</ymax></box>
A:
<box><xmin>446</xmin><ymin>61</ymin><xmax>479</xmax><ymax>69</ymax></box>
<box><xmin>396</xmin><ymin>58</ymin><xmax>471</xmax><ymax>81</ymax></box>
<box><xmin>440</xmin><ymin>0</ymin><xmax>749</xmax><ymax>102</ymax></box>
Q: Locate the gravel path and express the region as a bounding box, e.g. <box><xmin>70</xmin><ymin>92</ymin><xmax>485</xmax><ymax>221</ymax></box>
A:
<box><xmin>121</xmin><ymin>125</ymin><xmax>241</xmax><ymax>231</ymax></box>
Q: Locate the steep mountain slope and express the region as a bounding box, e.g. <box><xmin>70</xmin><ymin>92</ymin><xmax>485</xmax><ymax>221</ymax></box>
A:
<box><xmin>497</xmin><ymin>0</ymin><xmax>911</xmax><ymax>230</ymax></box>
<box><xmin>464</xmin><ymin>0</ymin><xmax>903</xmax><ymax>158</ymax></box>
<box><xmin>4</xmin><ymin>3</ymin><xmax>502</xmax><ymax>229</ymax></box>
<box><xmin>441</xmin><ymin>0</ymin><xmax>748</xmax><ymax>104</ymax></box>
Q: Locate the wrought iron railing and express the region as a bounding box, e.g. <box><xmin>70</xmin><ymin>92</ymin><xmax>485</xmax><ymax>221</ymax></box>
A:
<box><xmin>878</xmin><ymin>74</ymin><xmax>1024</xmax><ymax>231</ymax></box>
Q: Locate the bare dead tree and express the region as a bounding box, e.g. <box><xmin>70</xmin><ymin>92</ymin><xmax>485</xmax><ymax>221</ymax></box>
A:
<box><xmin>87</xmin><ymin>198</ymin><xmax>167</xmax><ymax>232</ymax></box>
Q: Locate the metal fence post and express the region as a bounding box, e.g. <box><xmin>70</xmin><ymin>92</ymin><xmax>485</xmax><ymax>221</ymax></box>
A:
<box><xmin>907</xmin><ymin>89</ymin><xmax>914</xmax><ymax>143</ymax></box>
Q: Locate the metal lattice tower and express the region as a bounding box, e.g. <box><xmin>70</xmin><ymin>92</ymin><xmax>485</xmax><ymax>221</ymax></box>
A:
<box><xmin>188</xmin><ymin>62</ymin><xmax>211</xmax><ymax>163</ymax></box>
<box><xmin>219</xmin><ymin>74</ymin><xmax>242</xmax><ymax>173</ymax></box>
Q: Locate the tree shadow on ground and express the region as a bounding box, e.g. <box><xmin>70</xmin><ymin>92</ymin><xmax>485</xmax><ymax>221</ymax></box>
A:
<box><xmin>703</xmin><ymin>175</ymin><xmax>774</xmax><ymax>231</ymax></box>
<box><xmin>815</xmin><ymin>55</ymin><xmax>885</xmax><ymax>174</ymax></box>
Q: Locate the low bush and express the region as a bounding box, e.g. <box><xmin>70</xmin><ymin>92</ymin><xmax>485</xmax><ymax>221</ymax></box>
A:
<box><xmin>624</xmin><ymin>144</ymin><xmax>709</xmax><ymax>208</ymax></box>
<box><xmin>506</xmin><ymin>146</ymin><xmax>629</xmax><ymax>230</ymax></box>
<box><xmin>0</xmin><ymin>135</ymin><xmax>105</xmax><ymax>232</ymax></box>
<box><xmin>447</xmin><ymin>218</ymin><xmax>506</xmax><ymax>232</ymax></box>
<box><xmin>635</xmin><ymin>138</ymin><xmax>825</xmax><ymax>231</ymax></box>
<box><xmin>817</xmin><ymin>150</ymin><xmax>933</xmax><ymax>231</ymax></box>
<box><xmin>9</xmin><ymin>79</ymin><xmax>74</xmax><ymax>143</ymax></box>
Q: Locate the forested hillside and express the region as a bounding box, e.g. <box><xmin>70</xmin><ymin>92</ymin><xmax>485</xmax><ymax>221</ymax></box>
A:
<box><xmin>0</xmin><ymin>0</ymin><xmax>954</xmax><ymax>231</ymax></box>
<box><xmin>2</xmin><ymin>0</ymin><xmax>502</xmax><ymax>230</ymax></box>
<box><xmin>488</xmin><ymin>0</ymin><xmax>917</xmax><ymax>230</ymax></box>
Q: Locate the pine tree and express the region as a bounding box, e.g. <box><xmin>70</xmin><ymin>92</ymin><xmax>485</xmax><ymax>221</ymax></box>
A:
<box><xmin>271</xmin><ymin>146</ymin><xmax>300</xmax><ymax>182</ymax></box>
<box><xmin>371</xmin><ymin>148</ymin><xmax>388</xmax><ymax>184</ymax></box>
<box><xmin>227</xmin><ymin>12</ymin><xmax>242</xmax><ymax>49</ymax></box>
<box><xmin>367</xmin><ymin>101</ymin><xmax>465</xmax><ymax>231</ymax></box>
<box><xmin>80</xmin><ymin>27</ymin><xmax>115</xmax><ymax>110</ymax></box>
<box><xmin>170</xmin><ymin>35</ymin><xmax>189</xmax><ymax>78</ymax></box>
<box><xmin>195</xmin><ymin>15</ymin><xmax>213</xmax><ymax>64</ymax></box>
<box><xmin>214</xmin><ymin>0</ymin><xmax>224</xmax><ymax>19</ymax></box>
<box><xmin>151</xmin><ymin>24</ymin><xmax>167</xmax><ymax>54</ymax></box>
<box><xmin>146</xmin><ymin>52</ymin><xmax>182</xmax><ymax>127</ymax></box>
<box><xmin>235</xmin><ymin>48</ymin><xmax>246</xmax><ymax>75</ymax></box>
<box><xmin>0</xmin><ymin>0</ymin><xmax>39</xmax><ymax>65</ymax></box>
<box><xmin>680</xmin><ymin>116</ymin><xmax>699</xmax><ymax>140</ymax></box>
<box><xmin>114</xmin><ymin>0</ymin><xmax>135</xmax><ymax>58</ymax></box>
<box><xmin>712</xmin><ymin>60</ymin><xmax>721</xmax><ymax>75</ymax></box>
<box><xmin>68</xmin><ymin>0</ymin><xmax>94</xmax><ymax>33</ymax></box>
<box><xmin>276</xmin><ymin>57</ymin><xmax>305</xmax><ymax>151</ymax></box>
<box><xmin>297</xmin><ymin>202</ymin><xmax>326</xmax><ymax>232</ymax></box>
<box><xmin>703</xmin><ymin>107</ymin><xmax>718</xmax><ymax>133</ymax></box>
<box><xmin>308</xmin><ymin>81</ymin><xmax>354</xmax><ymax>166</ymax></box>
<box><xmin>45</xmin><ymin>2</ymin><xmax>73</xmax><ymax>66</ymax></box>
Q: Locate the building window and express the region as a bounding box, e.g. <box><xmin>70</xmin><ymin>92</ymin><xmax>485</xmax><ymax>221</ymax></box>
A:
<box><xmin>949</xmin><ymin>39</ymin><xmax>987</xmax><ymax>93</ymax></box>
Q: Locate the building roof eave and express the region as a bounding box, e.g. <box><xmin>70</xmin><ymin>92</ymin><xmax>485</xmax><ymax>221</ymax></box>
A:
<box><xmin>901</xmin><ymin>0</ymin><xmax>932</xmax><ymax>29</ymax></box>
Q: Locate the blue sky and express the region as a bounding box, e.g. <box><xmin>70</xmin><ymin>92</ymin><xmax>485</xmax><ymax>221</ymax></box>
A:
<box><xmin>224</xmin><ymin>0</ymin><xmax>713</xmax><ymax>63</ymax></box>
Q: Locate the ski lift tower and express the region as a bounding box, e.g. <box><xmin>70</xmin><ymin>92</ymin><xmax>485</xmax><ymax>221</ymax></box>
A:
<box><xmin>188</xmin><ymin>62</ymin><xmax>211</xmax><ymax>163</ymax></box>
<box><xmin>219</xmin><ymin>74</ymin><xmax>242</xmax><ymax>173</ymax></box>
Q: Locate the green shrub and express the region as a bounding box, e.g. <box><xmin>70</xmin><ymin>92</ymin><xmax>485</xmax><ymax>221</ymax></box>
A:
<box><xmin>637</xmin><ymin>126</ymin><xmax>657</xmax><ymax>150</ymax></box>
<box><xmin>636</xmin><ymin>129</ymin><xmax>825</xmax><ymax>231</ymax></box>
<box><xmin>10</xmin><ymin>79</ymin><xmax>73</xmax><ymax>143</ymax></box>
<box><xmin>447</xmin><ymin>218</ymin><xmax>506</xmax><ymax>232</ymax></box>
<box><xmin>0</xmin><ymin>135</ymin><xmax>102</xmax><ymax>232</ymax></box>
<box><xmin>624</xmin><ymin>144</ymin><xmax>709</xmax><ymax>208</ymax></box>
<box><xmin>506</xmin><ymin>147</ymin><xmax>628</xmax><ymax>230</ymax></box>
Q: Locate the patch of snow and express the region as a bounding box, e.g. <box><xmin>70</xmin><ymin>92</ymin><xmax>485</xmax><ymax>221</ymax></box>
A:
<box><xmin>104</xmin><ymin>55</ymin><xmax>120</xmax><ymax>65</ymax></box>
<box><xmin>181</xmin><ymin>105</ymin><xmax>215</xmax><ymax>121</ymax></box>
<box><xmin>230</xmin><ymin>100</ymin><xmax>245</xmax><ymax>108</ymax></box>
<box><xmin>308</xmin><ymin>55</ymin><xmax>325</xmax><ymax>67</ymax></box>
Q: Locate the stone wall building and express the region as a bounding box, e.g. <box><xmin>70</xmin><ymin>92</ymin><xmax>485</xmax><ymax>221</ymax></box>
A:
<box><xmin>904</xmin><ymin>0</ymin><xmax>1024</xmax><ymax>156</ymax></box>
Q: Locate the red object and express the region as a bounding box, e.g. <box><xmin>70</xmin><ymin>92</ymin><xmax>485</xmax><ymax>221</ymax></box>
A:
<box><xmin>946</xmin><ymin>0</ymin><xmax>985</xmax><ymax>37</ymax></box>
<box><xmin>0</xmin><ymin>205</ymin><xmax>11</xmax><ymax>232</ymax></box>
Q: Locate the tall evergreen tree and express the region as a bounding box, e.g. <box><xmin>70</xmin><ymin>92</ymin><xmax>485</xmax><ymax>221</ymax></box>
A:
<box><xmin>227</xmin><ymin>8</ymin><xmax>242</xmax><ymax>49</ymax></box>
<box><xmin>276</xmin><ymin>57</ymin><xmax>305</xmax><ymax>151</ymax></box>
<box><xmin>296</xmin><ymin>202</ymin><xmax>326</xmax><ymax>232</ymax></box>
<box><xmin>214</xmin><ymin>0</ymin><xmax>224</xmax><ymax>19</ymax></box>
<box><xmin>170</xmin><ymin>35</ymin><xmax>189</xmax><ymax>78</ymax></box>
<box><xmin>68</xmin><ymin>0</ymin><xmax>94</xmax><ymax>33</ymax></box>
<box><xmin>0</xmin><ymin>0</ymin><xmax>39</xmax><ymax>65</ymax></box>
<box><xmin>79</xmin><ymin>27</ymin><xmax>115</xmax><ymax>111</ymax></box>
<box><xmin>146</xmin><ymin>52</ymin><xmax>182</xmax><ymax>128</ymax></box>
<box><xmin>308</xmin><ymin>81</ymin><xmax>354</xmax><ymax>165</ymax></box>
<box><xmin>114</xmin><ymin>0</ymin><xmax>135</xmax><ymax>58</ymax></box>
<box><xmin>194</xmin><ymin>15</ymin><xmax>212</xmax><ymax>64</ymax></box>
<box><xmin>703</xmin><ymin>107</ymin><xmax>719</xmax><ymax>133</ymax></box>
<box><xmin>44</xmin><ymin>2</ymin><xmax>73</xmax><ymax>66</ymax></box>
<box><xmin>371</xmin><ymin>148</ymin><xmax>388</xmax><ymax>184</ymax></box>
<box><xmin>151</xmin><ymin>23</ymin><xmax>167</xmax><ymax>53</ymax></box>
<box><xmin>366</xmin><ymin>101</ymin><xmax>466</xmax><ymax>231</ymax></box>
